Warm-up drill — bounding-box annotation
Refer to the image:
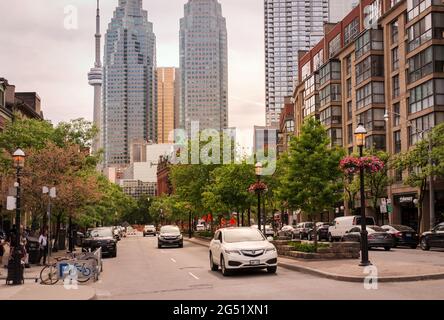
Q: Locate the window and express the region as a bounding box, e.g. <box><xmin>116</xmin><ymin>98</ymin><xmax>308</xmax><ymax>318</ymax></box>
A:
<box><xmin>409</xmin><ymin>113</ymin><xmax>435</xmax><ymax>145</ymax></box>
<box><xmin>320</xmin><ymin>84</ymin><xmax>341</xmax><ymax>107</ymax></box>
<box><xmin>329</xmin><ymin>34</ymin><xmax>341</xmax><ymax>58</ymax></box>
<box><xmin>407</xmin><ymin>13</ymin><xmax>432</xmax><ymax>52</ymax></box>
<box><xmin>319</xmin><ymin>61</ymin><xmax>341</xmax><ymax>86</ymax></box>
<box><xmin>344</xmin><ymin>18</ymin><xmax>360</xmax><ymax>45</ymax></box>
<box><xmin>346</xmin><ymin>78</ymin><xmax>351</xmax><ymax>99</ymax></box>
<box><xmin>355</xmin><ymin>55</ymin><xmax>384</xmax><ymax>85</ymax></box>
<box><xmin>345</xmin><ymin>55</ymin><xmax>352</xmax><ymax>75</ymax></box>
<box><xmin>394</xmin><ymin>131</ymin><xmax>401</xmax><ymax>153</ymax></box>
<box><xmin>355</xmin><ymin>29</ymin><xmax>383</xmax><ymax>59</ymax></box>
<box><xmin>407</xmin><ymin>46</ymin><xmax>444</xmax><ymax>83</ymax></box>
<box><xmin>348</xmin><ymin>124</ymin><xmax>353</xmax><ymax>144</ymax></box>
<box><xmin>395</xmin><ymin>169</ymin><xmax>403</xmax><ymax>182</ymax></box>
<box><xmin>407</xmin><ymin>0</ymin><xmax>439</xmax><ymax>22</ymax></box>
<box><xmin>327</xmin><ymin>128</ymin><xmax>343</xmax><ymax>146</ymax></box>
<box><xmin>301</xmin><ymin>62</ymin><xmax>311</xmax><ymax>81</ymax></box>
<box><xmin>304</xmin><ymin>95</ymin><xmax>319</xmax><ymax>118</ymax></box>
<box><xmin>320</xmin><ymin>106</ymin><xmax>342</xmax><ymax>126</ymax></box>
<box><xmin>391</xmin><ymin>20</ymin><xmax>399</xmax><ymax>44</ymax></box>
<box><xmin>356</xmin><ymin>82</ymin><xmax>385</xmax><ymax>109</ymax></box>
<box><xmin>394</xmin><ymin>103</ymin><xmax>401</xmax><ymax>127</ymax></box>
<box><xmin>357</xmin><ymin>108</ymin><xmax>386</xmax><ymax>131</ymax></box>
<box><xmin>392</xmin><ymin>47</ymin><xmax>399</xmax><ymax>70</ymax></box>
<box><xmin>393</xmin><ymin>75</ymin><xmax>400</xmax><ymax>98</ymax></box>
<box><xmin>409</xmin><ymin>79</ymin><xmax>444</xmax><ymax>114</ymax></box>
<box><xmin>365</xmin><ymin>135</ymin><xmax>386</xmax><ymax>150</ymax></box>
<box><xmin>347</xmin><ymin>101</ymin><xmax>352</xmax><ymax>120</ymax></box>
<box><xmin>313</xmin><ymin>50</ymin><xmax>324</xmax><ymax>71</ymax></box>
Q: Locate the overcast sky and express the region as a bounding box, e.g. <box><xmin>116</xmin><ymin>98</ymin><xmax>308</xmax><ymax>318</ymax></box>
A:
<box><xmin>0</xmin><ymin>0</ymin><xmax>265</xmax><ymax>151</ymax></box>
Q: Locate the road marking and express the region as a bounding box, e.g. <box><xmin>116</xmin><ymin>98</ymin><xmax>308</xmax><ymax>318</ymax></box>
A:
<box><xmin>188</xmin><ymin>272</ymin><xmax>199</xmax><ymax>280</ymax></box>
<box><xmin>171</xmin><ymin>258</ymin><xmax>177</xmax><ymax>263</ymax></box>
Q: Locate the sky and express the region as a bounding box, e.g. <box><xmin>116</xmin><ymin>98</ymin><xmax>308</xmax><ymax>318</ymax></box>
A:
<box><xmin>0</xmin><ymin>0</ymin><xmax>266</xmax><ymax>151</ymax></box>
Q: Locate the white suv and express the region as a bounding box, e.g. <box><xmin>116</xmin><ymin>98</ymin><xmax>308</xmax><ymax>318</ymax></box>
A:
<box><xmin>209</xmin><ymin>227</ymin><xmax>278</xmax><ymax>276</ymax></box>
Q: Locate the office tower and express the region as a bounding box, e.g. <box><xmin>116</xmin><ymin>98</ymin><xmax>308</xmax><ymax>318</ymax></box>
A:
<box><xmin>103</xmin><ymin>0</ymin><xmax>156</xmax><ymax>167</ymax></box>
<box><xmin>264</xmin><ymin>0</ymin><xmax>357</xmax><ymax>127</ymax></box>
<box><xmin>157</xmin><ymin>67</ymin><xmax>180</xmax><ymax>143</ymax></box>
<box><xmin>180</xmin><ymin>0</ymin><xmax>228</xmax><ymax>133</ymax></box>
<box><xmin>88</xmin><ymin>0</ymin><xmax>103</xmax><ymax>153</ymax></box>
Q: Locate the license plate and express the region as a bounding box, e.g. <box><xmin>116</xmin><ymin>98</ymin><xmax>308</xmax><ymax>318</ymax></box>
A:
<box><xmin>405</xmin><ymin>233</ymin><xmax>412</xmax><ymax>237</ymax></box>
<box><xmin>250</xmin><ymin>260</ymin><xmax>260</xmax><ymax>266</ymax></box>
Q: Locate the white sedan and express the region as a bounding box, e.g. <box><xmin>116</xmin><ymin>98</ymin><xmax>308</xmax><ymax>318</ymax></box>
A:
<box><xmin>209</xmin><ymin>227</ymin><xmax>278</xmax><ymax>276</ymax></box>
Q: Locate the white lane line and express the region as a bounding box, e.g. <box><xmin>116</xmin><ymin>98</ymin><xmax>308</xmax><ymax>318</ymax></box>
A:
<box><xmin>171</xmin><ymin>258</ymin><xmax>177</xmax><ymax>263</ymax></box>
<box><xmin>188</xmin><ymin>272</ymin><xmax>199</xmax><ymax>280</ymax></box>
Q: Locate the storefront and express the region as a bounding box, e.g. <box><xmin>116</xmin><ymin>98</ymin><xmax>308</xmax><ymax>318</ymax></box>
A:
<box><xmin>394</xmin><ymin>194</ymin><xmax>418</xmax><ymax>231</ymax></box>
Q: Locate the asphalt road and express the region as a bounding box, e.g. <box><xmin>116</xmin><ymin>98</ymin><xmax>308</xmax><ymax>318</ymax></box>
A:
<box><xmin>93</xmin><ymin>235</ymin><xmax>444</xmax><ymax>300</ymax></box>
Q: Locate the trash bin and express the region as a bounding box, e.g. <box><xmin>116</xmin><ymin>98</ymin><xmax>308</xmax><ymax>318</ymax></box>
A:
<box><xmin>25</xmin><ymin>236</ymin><xmax>40</xmax><ymax>264</ymax></box>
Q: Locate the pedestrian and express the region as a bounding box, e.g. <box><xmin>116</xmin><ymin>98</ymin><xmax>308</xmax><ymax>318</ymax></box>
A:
<box><xmin>38</xmin><ymin>230</ymin><xmax>48</xmax><ymax>266</ymax></box>
<box><xmin>0</xmin><ymin>237</ymin><xmax>4</xmax><ymax>268</ymax></box>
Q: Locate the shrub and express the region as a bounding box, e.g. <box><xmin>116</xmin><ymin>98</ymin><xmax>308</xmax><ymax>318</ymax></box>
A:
<box><xmin>196</xmin><ymin>231</ymin><xmax>214</xmax><ymax>238</ymax></box>
<box><xmin>289</xmin><ymin>242</ymin><xmax>329</xmax><ymax>253</ymax></box>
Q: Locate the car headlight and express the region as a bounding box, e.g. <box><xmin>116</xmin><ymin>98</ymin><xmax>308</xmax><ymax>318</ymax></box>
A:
<box><xmin>178</xmin><ymin>235</ymin><xmax>183</xmax><ymax>239</ymax></box>
<box><xmin>224</xmin><ymin>249</ymin><xmax>241</xmax><ymax>255</ymax></box>
<box><xmin>265</xmin><ymin>247</ymin><xmax>276</xmax><ymax>253</ymax></box>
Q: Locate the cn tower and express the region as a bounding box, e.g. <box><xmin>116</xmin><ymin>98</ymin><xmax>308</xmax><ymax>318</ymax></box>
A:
<box><xmin>88</xmin><ymin>0</ymin><xmax>102</xmax><ymax>153</ymax></box>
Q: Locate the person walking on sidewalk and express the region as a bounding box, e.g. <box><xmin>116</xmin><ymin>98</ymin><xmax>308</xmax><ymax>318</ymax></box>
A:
<box><xmin>38</xmin><ymin>230</ymin><xmax>48</xmax><ymax>266</ymax></box>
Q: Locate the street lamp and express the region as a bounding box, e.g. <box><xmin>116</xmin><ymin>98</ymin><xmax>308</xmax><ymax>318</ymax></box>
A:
<box><xmin>7</xmin><ymin>148</ymin><xmax>26</xmax><ymax>285</ymax></box>
<box><xmin>255</xmin><ymin>162</ymin><xmax>263</xmax><ymax>233</ymax></box>
<box><xmin>384</xmin><ymin>109</ymin><xmax>435</xmax><ymax>230</ymax></box>
<box><xmin>354</xmin><ymin>124</ymin><xmax>371</xmax><ymax>267</ymax></box>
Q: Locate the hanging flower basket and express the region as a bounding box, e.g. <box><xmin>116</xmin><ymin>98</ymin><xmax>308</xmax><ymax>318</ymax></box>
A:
<box><xmin>340</xmin><ymin>155</ymin><xmax>384</xmax><ymax>175</ymax></box>
<box><xmin>248</xmin><ymin>181</ymin><xmax>268</xmax><ymax>193</ymax></box>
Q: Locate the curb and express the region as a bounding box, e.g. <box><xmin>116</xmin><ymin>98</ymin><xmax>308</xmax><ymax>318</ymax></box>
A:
<box><xmin>185</xmin><ymin>238</ymin><xmax>444</xmax><ymax>283</ymax></box>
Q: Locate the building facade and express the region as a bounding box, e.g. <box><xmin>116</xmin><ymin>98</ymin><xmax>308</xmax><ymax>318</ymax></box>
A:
<box><xmin>119</xmin><ymin>180</ymin><xmax>157</xmax><ymax>199</ymax></box>
<box><xmin>157</xmin><ymin>67</ymin><xmax>180</xmax><ymax>143</ymax></box>
<box><xmin>180</xmin><ymin>0</ymin><xmax>228</xmax><ymax>133</ymax></box>
<box><xmin>292</xmin><ymin>0</ymin><xmax>444</xmax><ymax>231</ymax></box>
<box><xmin>103</xmin><ymin>0</ymin><xmax>156</xmax><ymax>168</ymax></box>
<box><xmin>264</xmin><ymin>0</ymin><xmax>358</xmax><ymax>127</ymax></box>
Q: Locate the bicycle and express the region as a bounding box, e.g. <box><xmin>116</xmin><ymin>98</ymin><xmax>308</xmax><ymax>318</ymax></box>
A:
<box><xmin>39</xmin><ymin>252</ymin><xmax>98</xmax><ymax>285</ymax></box>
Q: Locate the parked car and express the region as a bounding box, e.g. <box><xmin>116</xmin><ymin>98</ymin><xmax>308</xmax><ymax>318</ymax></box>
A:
<box><xmin>158</xmin><ymin>225</ymin><xmax>183</xmax><ymax>248</ymax></box>
<box><xmin>292</xmin><ymin>222</ymin><xmax>314</xmax><ymax>240</ymax></box>
<box><xmin>264</xmin><ymin>225</ymin><xmax>275</xmax><ymax>238</ymax></box>
<box><xmin>196</xmin><ymin>224</ymin><xmax>205</xmax><ymax>232</ymax></box>
<box><xmin>341</xmin><ymin>225</ymin><xmax>394</xmax><ymax>251</ymax></box>
<box><xmin>307</xmin><ymin>222</ymin><xmax>331</xmax><ymax>241</ymax></box>
<box><xmin>209</xmin><ymin>227</ymin><xmax>278</xmax><ymax>276</ymax></box>
<box><xmin>82</xmin><ymin>227</ymin><xmax>117</xmax><ymax>257</ymax></box>
<box><xmin>0</xmin><ymin>229</ymin><xmax>5</xmax><ymax>241</ymax></box>
<box><xmin>419</xmin><ymin>222</ymin><xmax>444</xmax><ymax>251</ymax></box>
<box><xmin>76</xmin><ymin>231</ymin><xmax>85</xmax><ymax>247</ymax></box>
<box><xmin>143</xmin><ymin>225</ymin><xmax>157</xmax><ymax>237</ymax></box>
<box><xmin>381</xmin><ymin>225</ymin><xmax>418</xmax><ymax>249</ymax></box>
<box><xmin>328</xmin><ymin>215</ymin><xmax>376</xmax><ymax>242</ymax></box>
<box><xmin>279</xmin><ymin>225</ymin><xmax>295</xmax><ymax>238</ymax></box>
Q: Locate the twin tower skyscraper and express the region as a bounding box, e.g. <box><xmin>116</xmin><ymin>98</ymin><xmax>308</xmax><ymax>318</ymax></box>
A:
<box><xmin>89</xmin><ymin>0</ymin><xmax>228</xmax><ymax>168</ymax></box>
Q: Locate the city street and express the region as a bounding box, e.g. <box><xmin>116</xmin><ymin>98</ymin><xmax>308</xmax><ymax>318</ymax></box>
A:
<box><xmin>93</xmin><ymin>235</ymin><xmax>444</xmax><ymax>300</ymax></box>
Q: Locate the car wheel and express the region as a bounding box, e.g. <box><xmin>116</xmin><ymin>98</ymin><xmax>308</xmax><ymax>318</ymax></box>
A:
<box><xmin>220</xmin><ymin>256</ymin><xmax>230</xmax><ymax>277</ymax></box>
<box><xmin>384</xmin><ymin>247</ymin><xmax>391</xmax><ymax>251</ymax></box>
<box><xmin>307</xmin><ymin>233</ymin><xmax>312</xmax><ymax>241</ymax></box>
<box><xmin>328</xmin><ymin>233</ymin><xmax>333</xmax><ymax>243</ymax></box>
<box><xmin>420</xmin><ymin>237</ymin><xmax>430</xmax><ymax>251</ymax></box>
<box><xmin>158</xmin><ymin>243</ymin><xmax>162</xmax><ymax>249</ymax></box>
<box><xmin>299</xmin><ymin>233</ymin><xmax>303</xmax><ymax>240</ymax></box>
<box><xmin>179</xmin><ymin>243</ymin><xmax>183</xmax><ymax>248</ymax></box>
<box><xmin>112</xmin><ymin>249</ymin><xmax>117</xmax><ymax>257</ymax></box>
<box><xmin>210</xmin><ymin>252</ymin><xmax>218</xmax><ymax>271</ymax></box>
<box><xmin>267</xmin><ymin>266</ymin><xmax>277</xmax><ymax>274</ymax></box>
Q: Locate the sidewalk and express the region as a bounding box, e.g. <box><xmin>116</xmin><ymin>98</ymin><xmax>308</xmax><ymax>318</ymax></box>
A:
<box><xmin>185</xmin><ymin>237</ymin><xmax>444</xmax><ymax>283</ymax></box>
<box><xmin>0</xmin><ymin>283</ymin><xmax>96</xmax><ymax>300</ymax></box>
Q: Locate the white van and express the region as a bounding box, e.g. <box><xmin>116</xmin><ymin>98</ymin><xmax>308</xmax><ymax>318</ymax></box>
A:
<box><xmin>328</xmin><ymin>216</ymin><xmax>376</xmax><ymax>242</ymax></box>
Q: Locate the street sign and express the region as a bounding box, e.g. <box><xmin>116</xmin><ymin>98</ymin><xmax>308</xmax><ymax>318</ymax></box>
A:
<box><xmin>6</xmin><ymin>196</ymin><xmax>16</xmax><ymax>210</ymax></box>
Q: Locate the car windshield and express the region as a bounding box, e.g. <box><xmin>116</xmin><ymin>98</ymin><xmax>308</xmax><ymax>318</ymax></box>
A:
<box><xmin>88</xmin><ymin>228</ymin><xmax>113</xmax><ymax>238</ymax></box>
<box><xmin>392</xmin><ymin>225</ymin><xmax>415</xmax><ymax>232</ymax></box>
<box><xmin>160</xmin><ymin>226</ymin><xmax>180</xmax><ymax>234</ymax></box>
<box><xmin>369</xmin><ymin>226</ymin><xmax>385</xmax><ymax>232</ymax></box>
<box><xmin>356</xmin><ymin>217</ymin><xmax>375</xmax><ymax>226</ymax></box>
<box><xmin>145</xmin><ymin>225</ymin><xmax>155</xmax><ymax>229</ymax></box>
<box><xmin>223</xmin><ymin>228</ymin><xmax>265</xmax><ymax>243</ymax></box>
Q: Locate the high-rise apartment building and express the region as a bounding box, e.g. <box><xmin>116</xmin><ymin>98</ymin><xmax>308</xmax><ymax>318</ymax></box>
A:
<box><xmin>264</xmin><ymin>0</ymin><xmax>357</xmax><ymax>127</ymax></box>
<box><xmin>157</xmin><ymin>67</ymin><xmax>180</xmax><ymax>143</ymax></box>
<box><xmin>291</xmin><ymin>0</ymin><xmax>444</xmax><ymax>232</ymax></box>
<box><xmin>180</xmin><ymin>0</ymin><xmax>228</xmax><ymax>133</ymax></box>
<box><xmin>103</xmin><ymin>0</ymin><xmax>156</xmax><ymax>167</ymax></box>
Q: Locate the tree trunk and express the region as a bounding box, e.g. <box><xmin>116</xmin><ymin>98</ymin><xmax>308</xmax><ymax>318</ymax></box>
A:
<box><xmin>312</xmin><ymin>214</ymin><xmax>318</xmax><ymax>252</ymax></box>
<box><xmin>53</xmin><ymin>214</ymin><xmax>62</xmax><ymax>252</ymax></box>
<box><xmin>248</xmin><ymin>207</ymin><xmax>251</xmax><ymax>227</ymax></box>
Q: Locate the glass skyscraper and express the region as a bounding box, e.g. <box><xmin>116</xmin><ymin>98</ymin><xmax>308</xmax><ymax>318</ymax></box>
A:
<box><xmin>264</xmin><ymin>0</ymin><xmax>357</xmax><ymax>127</ymax></box>
<box><xmin>180</xmin><ymin>0</ymin><xmax>228</xmax><ymax>133</ymax></box>
<box><xmin>103</xmin><ymin>0</ymin><xmax>156</xmax><ymax>167</ymax></box>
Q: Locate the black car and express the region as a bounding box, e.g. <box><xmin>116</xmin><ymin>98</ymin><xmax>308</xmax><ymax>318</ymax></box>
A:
<box><xmin>158</xmin><ymin>225</ymin><xmax>183</xmax><ymax>248</ymax></box>
<box><xmin>0</xmin><ymin>229</ymin><xmax>5</xmax><ymax>240</ymax></box>
<box><xmin>381</xmin><ymin>225</ymin><xmax>418</xmax><ymax>249</ymax></box>
<box><xmin>307</xmin><ymin>222</ymin><xmax>331</xmax><ymax>241</ymax></box>
<box><xmin>292</xmin><ymin>222</ymin><xmax>314</xmax><ymax>240</ymax></box>
<box><xmin>82</xmin><ymin>227</ymin><xmax>117</xmax><ymax>257</ymax></box>
<box><xmin>419</xmin><ymin>222</ymin><xmax>444</xmax><ymax>251</ymax></box>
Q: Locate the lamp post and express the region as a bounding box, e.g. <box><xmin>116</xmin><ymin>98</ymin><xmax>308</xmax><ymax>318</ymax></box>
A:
<box><xmin>42</xmin><ymin>186</ymin><xmax>56</xmax><ymax>261</ymax></box>
<box><xmin>7</xmin><ymin>148</ymin><xmax>26</xmax><ymax>285</ymax></box>
<box><xmin>355</xmin><ymin>124</ymin><xmax>371</xmax><ymax>267</ymax></box>
<box><xmin>384</xmin><ymin>109</ymin><xmax>435</xmax><ymax>230</ymax></box>
<box><xmin>255</xmin><ymin>162</ymin><xmax>263</xmax><ymax>233</ymax></box>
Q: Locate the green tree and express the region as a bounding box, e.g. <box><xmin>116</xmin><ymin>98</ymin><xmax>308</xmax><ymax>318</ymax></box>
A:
<box><xmin>277</xmin><ymin>117</ymin><xmax>344</xmax><ymax>249</ymax></box>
